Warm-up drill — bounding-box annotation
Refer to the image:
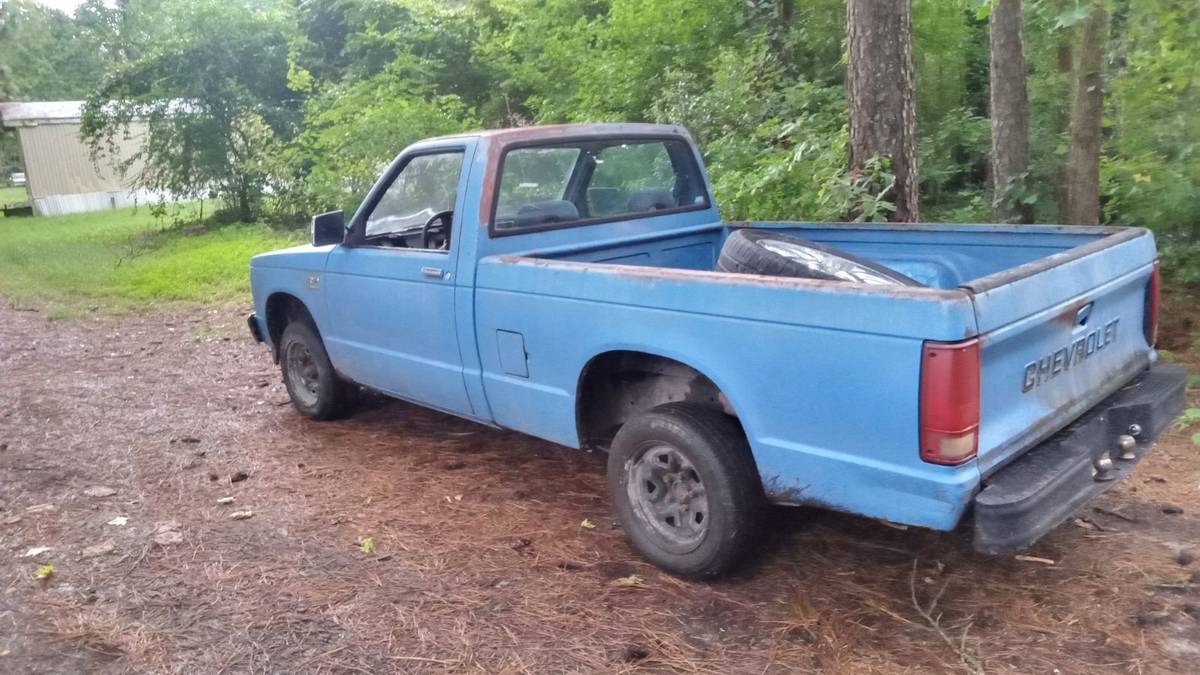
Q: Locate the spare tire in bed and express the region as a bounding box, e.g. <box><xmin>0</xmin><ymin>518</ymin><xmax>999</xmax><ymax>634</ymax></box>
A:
<box><xmin>717</xmin><ymin>228</ymin><xmax>921</xmax><ymax>286</ymax></box>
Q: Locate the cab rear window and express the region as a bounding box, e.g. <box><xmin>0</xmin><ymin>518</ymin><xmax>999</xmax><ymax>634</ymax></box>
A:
<box><xmin>492</xmin><ymin>138</ymin><xmax>708</xmax><ymax>234</ymax></box>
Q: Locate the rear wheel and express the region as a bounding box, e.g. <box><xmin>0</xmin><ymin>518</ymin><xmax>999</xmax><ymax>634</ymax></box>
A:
<box><xmin>279</xmin><ymin>321</ymin><xmax>352</xmax><ymax>420</ymax></box>
<box><xmin>607</xmin><ymin>403</ymin><xmax>763</xmax><ymax>578</ymax></box>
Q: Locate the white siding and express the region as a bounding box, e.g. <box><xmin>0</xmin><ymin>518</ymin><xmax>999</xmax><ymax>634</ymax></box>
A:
<box><xmin>15</xmin><ymin>122</ymin><xmax>147</xmax><ymax>199</ymax></box>
<box><xmin>32</xmin><ymin>188</ymin><xmax>162</xmax><ymax>216</ymax></box>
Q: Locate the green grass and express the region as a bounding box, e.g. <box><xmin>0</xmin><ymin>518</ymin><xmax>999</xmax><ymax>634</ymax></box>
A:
<box><xmin>0</xmin><ymin>204</ymin><xmax>302</xmax><ymax>313</ymax></box>
<box><xmin>0</xmin><ymin>185</ymin><xmax>29</xmax><ymax>207</ymax></box>
<box><xmin>111</xmin><ymin>224</ymin><xmax>303</xmax><ymax>301</ymax></box>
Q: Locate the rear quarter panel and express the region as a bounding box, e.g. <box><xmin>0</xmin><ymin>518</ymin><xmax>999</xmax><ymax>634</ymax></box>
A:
<box><xmin>474</xmin><ymin>258</ymin><xmax>982</xmax><ymax>529</ymax></box>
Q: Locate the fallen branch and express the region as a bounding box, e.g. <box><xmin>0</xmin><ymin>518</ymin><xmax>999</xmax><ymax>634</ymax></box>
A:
<box><xmin>1092</xmin><ymin>506</ymin><xmax>1139</xmax><ymax>523</ymax></box>
<box><xmin>909</xmin><ymin>559</ymin><xmax>984</xmax><ymax>675</ymax></box>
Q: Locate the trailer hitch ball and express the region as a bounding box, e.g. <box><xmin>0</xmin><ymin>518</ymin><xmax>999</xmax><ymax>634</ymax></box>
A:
<box><xmin>1117</xmin><ymin>434</ymin><xmax>1137</xmax><ymax>461</ymax></box>
<box><xmin>1093</xmin><ymin>452</ymin><xmax>1116</xmax><ymax>482</ymax></box>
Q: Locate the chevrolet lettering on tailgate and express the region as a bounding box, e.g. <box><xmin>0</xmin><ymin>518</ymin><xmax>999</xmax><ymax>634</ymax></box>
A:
<box><xmin>1022</xmin><ymin>318</ymin><xmax>1119</xmax><ymax>393</ymax></box>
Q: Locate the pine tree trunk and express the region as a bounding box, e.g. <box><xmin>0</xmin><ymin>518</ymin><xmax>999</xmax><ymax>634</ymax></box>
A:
<box><xmin>989</xmin><ymin>0</ymin><xmax>1033</xmax><ymax>224</ymax></box>
<box><xmin>1065</xmin><ymin>6</ymin><xmax>1108</xmax><ymax>225</ymax></box>
<box><xmin>847</xmin><ymin>0</ymin><xmax>919</xmax><ymax>222</ymax></box>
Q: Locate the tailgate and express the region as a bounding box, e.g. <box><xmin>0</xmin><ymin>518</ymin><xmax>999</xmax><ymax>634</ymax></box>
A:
<box><xmin>965</xmin><ymin>228</ymin><xmax>1158</xmax><ymax>476</ymax></box>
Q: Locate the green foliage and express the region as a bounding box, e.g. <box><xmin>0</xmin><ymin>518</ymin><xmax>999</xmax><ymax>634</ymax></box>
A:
<box><xmin>1159</xmin><ymin>240</ymin><xmax>1200</xmax><ymax>285</ymax></box>
<box><xmin>1101</xmin><ymin>0</ymin><xmax>1200</xmax><ymax>237</ymax></box>
<box><xmin>0</xmin><ymin>132</ymin><xmax>21</xmax><ymax>177</ymax></box>
<box><xmin>651</xmin><ymin>43</ymin><xmax>853</xmax><ymax>221</ymax></box>
<box><xmin>0</xmin><ymin>0</ymin><xmax>1191</xmax><ymax>274</ymax></box>
<box><xmin>919</xmin><ymin>107</ymin><xmax>992</xmax><ymax>221</ymax></box>
<box><xmin>281</xmin><ymin>66</ymin><xmax>476</xmax><ymax>216</ymax></box>
<box><xmin>0</xmin><ymin>0</ymin><xmax>115</xmax><ymax>100</ymax></box>
<box><xmin>1176</xmin><ymin>407</ymin><xmax>1200</xmax><ymax>446</ymax></box>
<box><xmin>80</xmin><ymin>0</ymin><xmax>297</xmax><ymax>222</ymax></box>
<box><xmin>914</xmin><ymin>0</ymin><xmax>989</xmax><ymax>125</ymax></box>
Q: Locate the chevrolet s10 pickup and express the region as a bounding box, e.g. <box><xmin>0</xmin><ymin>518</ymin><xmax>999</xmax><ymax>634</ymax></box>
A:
<box><xmin>249</xmin><ymin>123</ymin><xmax>1186</xmax><ymax>578</ymax></box>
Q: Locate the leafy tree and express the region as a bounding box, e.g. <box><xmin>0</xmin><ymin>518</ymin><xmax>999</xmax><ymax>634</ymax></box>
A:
<box><xmin>80</xmin><ymin>0</ymin><xmax>296</xmax><ymax>221</ymax></box>
<box><xmin>3</xmin><ymin>0</ymin><xmax>1192</xmax><ymax>282</ymax></box>
<box><xmin>283</xmin><ymin>67</ymin><xmax>476</xmax><ymax>216</ymax></box>
<box><xmin>1102</xmin><ymin>0</ymin><xmax>1200</xmax><ymax>236</ymax></box>
<box><xmin>0</xmin><ymin>0</ymin><xmax>115</xmax><ymax>100</ymax></box>
<box><xmin>912</xmin><ymin>1</ymin><xmax>989</xmax><ymax>221</ymax></box>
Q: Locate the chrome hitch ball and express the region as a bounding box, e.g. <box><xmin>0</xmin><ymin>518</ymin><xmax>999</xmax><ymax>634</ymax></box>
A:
<box><xmin>1117</xmin><ymin>434</ymin><xmax>1137</xmax><ymax>461</ymax></box>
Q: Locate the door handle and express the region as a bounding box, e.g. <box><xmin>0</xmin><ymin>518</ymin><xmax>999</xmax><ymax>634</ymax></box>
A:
<box><xmin>421</xmin><ymin>266</ymin><xmax>445</xmax><ymax>279</ymax></box>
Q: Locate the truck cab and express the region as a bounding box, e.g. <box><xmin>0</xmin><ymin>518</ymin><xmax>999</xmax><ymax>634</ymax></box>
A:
<box><xmin>249</xmin><ymin>123</ymin><xmax>1187</xmax><ymax>578</ymax></box>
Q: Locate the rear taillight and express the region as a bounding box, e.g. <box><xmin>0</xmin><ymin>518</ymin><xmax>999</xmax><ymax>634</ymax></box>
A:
<box><xmin>1144</xmin><ymin>260</ymin><xmax>1160</xmax><ymax>347</ymax></box>
<box><xmin>919</xmin><ymin>339</ymin><xmax>980</xmax><ymax>465</ymax></box>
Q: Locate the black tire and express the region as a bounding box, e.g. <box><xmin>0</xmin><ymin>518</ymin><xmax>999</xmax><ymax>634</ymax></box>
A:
<box><xmin>279</xmin><ymin>321</ymin><xmax>352</xmax><ymax>420</ymax></box>
<box><xmin>717</xmin><ymin>228</ymin><xmax>921</xmax><ymax>286</ymax></box>
<box><xmin>607</xmin><ymin>402</ymin><xmax>764</xmax><ymax>578</ymax></box>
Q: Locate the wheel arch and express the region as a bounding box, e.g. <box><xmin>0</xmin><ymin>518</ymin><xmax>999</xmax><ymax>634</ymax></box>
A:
<box><xmin>264</xmin><ymin>292</ymin><xmax>318</xmax><ymax>362</ymax></box>
<box><xmin>574</xmin><ymin>348</ymin><xmax>749</xmax><ymax>453</ymax></box>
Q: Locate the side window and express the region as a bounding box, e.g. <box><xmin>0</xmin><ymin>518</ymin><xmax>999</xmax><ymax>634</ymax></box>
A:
<box><xmin>492</xmin><ymin>139</ymin><xmax>708</xmax><ymax>233</ymax></box>
<box><xmin>364</xmin><ymin>151</ymin><xmax>464</xmax><ymax>247</ymax></box>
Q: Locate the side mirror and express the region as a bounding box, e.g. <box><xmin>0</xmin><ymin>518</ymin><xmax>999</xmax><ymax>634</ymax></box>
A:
<box><xmin>311</xmin><ymin>210</ymin><xmax>345</xmax><ymax>247</ymax></box>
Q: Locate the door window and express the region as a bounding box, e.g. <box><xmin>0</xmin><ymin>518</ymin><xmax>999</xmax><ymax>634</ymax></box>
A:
<box><xmin>364</xmin><ymin>151</ymin><xmax>464</xmax><ymax>249</ymax></box>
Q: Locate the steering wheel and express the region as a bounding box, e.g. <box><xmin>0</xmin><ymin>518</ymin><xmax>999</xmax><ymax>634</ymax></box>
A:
<box><xmin>421</xmin><ymin>210</ymin><xmax>453</xmax><ymax>250</ymax></box>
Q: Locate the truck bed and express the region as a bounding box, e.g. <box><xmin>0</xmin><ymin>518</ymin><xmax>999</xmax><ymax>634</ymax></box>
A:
<box><xmin>530</xmin><ymin>221</ymin><xmax>1127</xmax><ymax>289</ymax></box>
<box><xmin>478</xmin><ymin>221</ymin><xmax>1158</xmax><ymax>527</ymax></box>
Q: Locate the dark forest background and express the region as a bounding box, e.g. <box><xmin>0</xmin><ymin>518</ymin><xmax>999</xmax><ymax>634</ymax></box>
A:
<box><xmin>1</xmin><ymin>0</ymin><xmax>1197</xmax><ymax>277</ymax></box>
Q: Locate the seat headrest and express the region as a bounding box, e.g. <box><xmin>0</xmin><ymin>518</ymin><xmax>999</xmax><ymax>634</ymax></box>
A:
<box><xmin>626</xmin><ymin>189</ymin><xmax>676</xmax><ymax>213</ymax></box>
<box><xmin>514</xmin><ymin>200</ymin><xmax>580</xmax><ymax>229</ymax></box>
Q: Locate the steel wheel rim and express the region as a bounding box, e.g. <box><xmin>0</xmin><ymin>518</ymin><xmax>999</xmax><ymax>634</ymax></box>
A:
<box><xmin>626</xmin><ymin>443</ymin><xmax>709</xmax><ymax>552</ymax></box>
<box><xmin>284</xmin><ymin>341</ymin><xmax>320</xmax><ymax>407</ymax></box>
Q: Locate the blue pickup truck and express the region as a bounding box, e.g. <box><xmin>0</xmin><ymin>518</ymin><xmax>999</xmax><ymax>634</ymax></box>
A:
<box><xmin>249</xmin><ymin>123</ymin><xmax>1186</xmax><ymax>577</ymax></box>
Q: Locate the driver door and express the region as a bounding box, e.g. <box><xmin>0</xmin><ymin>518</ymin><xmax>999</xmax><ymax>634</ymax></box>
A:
<box><xmin>323</xmin><ymin>145</ymin><xmax>475</xmax><ymax>416</ymax></box>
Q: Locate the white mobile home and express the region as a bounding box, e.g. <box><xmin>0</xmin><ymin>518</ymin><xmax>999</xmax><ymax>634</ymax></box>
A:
<box><xmin>0</xmin><ymin>101</ymin><xmax>155</xmax><ymax>216</ymax></box>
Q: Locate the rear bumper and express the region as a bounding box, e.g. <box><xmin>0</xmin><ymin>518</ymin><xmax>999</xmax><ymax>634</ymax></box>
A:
<box><xmin>973</xmin><ymin>363</ymin><xmax>1187</xmax><ymax>554</ymax></box>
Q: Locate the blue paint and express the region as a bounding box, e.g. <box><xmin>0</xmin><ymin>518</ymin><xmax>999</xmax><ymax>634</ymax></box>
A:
<box><xmin>250</xmin><ymin>124</ymin><xmax>1159</xmax><ymax>533</ymax></box>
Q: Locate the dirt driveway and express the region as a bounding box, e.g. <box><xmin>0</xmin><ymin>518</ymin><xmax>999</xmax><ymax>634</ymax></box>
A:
<box><xmin>1</xmin><ymin>303</ymin><xmax>1197</xmax><ymax>673</ymax></box>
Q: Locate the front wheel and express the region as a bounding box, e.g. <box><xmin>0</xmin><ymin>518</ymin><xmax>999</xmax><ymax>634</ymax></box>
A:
<box><xmin>279</xmin><ymin>321</ymin><xmax>353</xmax><ymax>420</ymax></box>
<box><xmin>607</xmin><ymin>403</ymin><xmax>764</xmax><ymax>578</ymax></box>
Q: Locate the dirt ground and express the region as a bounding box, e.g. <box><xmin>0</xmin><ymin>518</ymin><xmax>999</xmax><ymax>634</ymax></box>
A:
<box><xmin>1</xmin><ymin>301</ymin><xmax>1197</xmax><ymax>674</ymax></box>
